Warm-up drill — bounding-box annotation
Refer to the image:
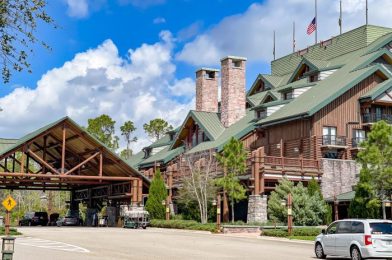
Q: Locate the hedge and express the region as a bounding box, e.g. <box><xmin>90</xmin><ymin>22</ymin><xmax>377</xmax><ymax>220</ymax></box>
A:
<box><xmin>261</xmin><ymin>227</ymin><xmax>321</xmax><ymax>237</ymax></box>
<box><xmin>150</xmin><ymin>219</ymin><xmax>217</xmax><ymax>233</ymax></box>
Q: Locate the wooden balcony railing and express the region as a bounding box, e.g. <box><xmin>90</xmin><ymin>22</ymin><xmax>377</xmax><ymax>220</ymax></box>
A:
<box><xmin>264</xmin><ymin>156</ymin><xmax>320</xmax><ymax>172</ymax></box>
<box><xmin>362</xmin><ymin>113</ymin><xmax>392</xmax><ymax>124</ymax></box>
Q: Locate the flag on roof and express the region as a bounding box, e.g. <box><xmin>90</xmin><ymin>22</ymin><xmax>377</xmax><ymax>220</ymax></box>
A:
<box><xmin>307</xmin><ymin>17</ymin><xmax>316</xmax><ymax>35</ymax></box>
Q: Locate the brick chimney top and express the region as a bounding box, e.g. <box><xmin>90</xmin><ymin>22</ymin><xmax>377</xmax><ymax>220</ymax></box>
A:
<box><xmin>220</xmin><ymin>56</ymin><xmax>247</xmax><ymax>62</ymax></box>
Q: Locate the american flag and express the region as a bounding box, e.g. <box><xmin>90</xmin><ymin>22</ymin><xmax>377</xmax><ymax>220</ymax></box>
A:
<box><xmin>307</xmin><ymin>17</ymin><xmax>317</xmax><ymax>35</ymax></box>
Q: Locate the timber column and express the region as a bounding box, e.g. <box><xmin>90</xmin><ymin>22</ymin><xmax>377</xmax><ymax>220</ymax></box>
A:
<box><xmin>247</xmin><ymin>147</ymin><xmax>267</xmax><ymax>223</ymax></box>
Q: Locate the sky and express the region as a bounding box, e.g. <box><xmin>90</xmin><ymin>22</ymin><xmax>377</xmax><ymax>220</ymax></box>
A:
<box><xmin>1</xmin><ymin>0</ymin><xmax>392</xmax><ymax>153</ymax></box>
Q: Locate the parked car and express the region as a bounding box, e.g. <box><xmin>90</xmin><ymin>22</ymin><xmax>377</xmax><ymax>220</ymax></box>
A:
<box><xmin>315</xmin><ymin>219</ymin><xmax>392</xmax><ymax>260</ymax></box>
<box><xmin>19</xmin><ymin>212</ymin><xmax>48</xmax><ymax>226</ymax></box>
<box><xmin>58</xmin><ymin>210</ymin><xmax>83</xmax><ymax>226</ymax></box>
<box><xmin>48</xmin><ymin>213</ymin><xmax>60</xmax><ymax>226</ymax></box>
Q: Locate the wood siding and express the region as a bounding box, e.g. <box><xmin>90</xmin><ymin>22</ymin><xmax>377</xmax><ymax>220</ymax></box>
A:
<box><xmin>312</xmin><ymin>73</ymin><xmax>383</xmax><ymax>138</ymax></box>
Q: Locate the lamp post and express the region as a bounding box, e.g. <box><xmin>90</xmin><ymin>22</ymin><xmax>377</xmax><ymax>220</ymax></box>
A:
<box><xmin>212</xmin><ymin>194</ymin><xmax>221</xmax><ymax>232</ymax></box>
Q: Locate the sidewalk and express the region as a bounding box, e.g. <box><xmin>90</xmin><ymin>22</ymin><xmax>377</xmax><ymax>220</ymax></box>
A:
<box><xmin>221</xmin><ymin>232</ymin><xmax>314</xmax><ymax>245</ymax></box>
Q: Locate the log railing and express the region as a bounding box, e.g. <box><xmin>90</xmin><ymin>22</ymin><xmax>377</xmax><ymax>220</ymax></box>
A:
<box><xmin>264</xmin><ymin>155</ymin><xmax>320</xmax><ymax>171</ymax></box>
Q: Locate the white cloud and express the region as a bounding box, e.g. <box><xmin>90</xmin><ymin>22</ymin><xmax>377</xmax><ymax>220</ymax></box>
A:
<box><xmin>0</xmin><ymin>31</ymin><xmax>194</xmax><ymax>153</ymax></box>
<box><xmin>177</xmin><ymin>0</ymin><xmax>392</xmax><ymax>66</ymax></box>
<box><xmin>153</xmin><ymin>17</ymin><xmax>166</xmax><ymax>24</ymax></box>
<box><xmin>66</xmin><ymin>0</ymin><xmax>89</xmax><ymax>18</ymax></box>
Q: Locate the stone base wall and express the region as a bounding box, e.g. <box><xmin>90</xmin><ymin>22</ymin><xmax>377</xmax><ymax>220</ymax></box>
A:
<box><xmin>320</xmin><ymin>159</ymin><xmax>360</xmax><ymax>199</ymax></box>
<box><xmin>247</xmin><ymin>195</ymin><xmax>267</xmax><ymax>223</ymax></box>
<box><xmin>222</xmin><ymin>226</ymin><xmax>260</xmax><ymax>234</ymax></box>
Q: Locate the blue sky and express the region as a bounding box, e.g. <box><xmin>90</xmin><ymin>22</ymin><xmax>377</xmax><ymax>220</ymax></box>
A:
<box><xmin>1</xmin><ymin>0</ymin><xmax>391</xmax><ymax>152</ymax></box>
<box><xmin>1</xmin><ymin>0</ymin><xmax>264</xmax><ymax>96</ymax></box>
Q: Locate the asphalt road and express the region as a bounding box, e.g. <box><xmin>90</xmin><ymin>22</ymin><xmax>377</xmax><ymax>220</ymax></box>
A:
<box><xmin>12</xmin><ymin>227</ymin><xmax>321</xmax><ymax>260</ymax></box>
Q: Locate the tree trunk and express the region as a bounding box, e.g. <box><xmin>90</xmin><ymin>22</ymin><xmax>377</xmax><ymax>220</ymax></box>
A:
<box><xmin>231</xmin><ymin>198</ymin><xmax>235</xmax><ymax>224</ymax></box>
<box><xmin>382</xmin><ymin>200</ymin><xmax>386</xmax><ymax>220</ymax></box>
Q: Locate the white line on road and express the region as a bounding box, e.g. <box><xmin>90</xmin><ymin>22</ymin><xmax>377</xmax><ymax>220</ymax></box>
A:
<box><xmin>16</xmin><ymin>237</ymin><xmax>90</xmax><ymax>253</ymax></box>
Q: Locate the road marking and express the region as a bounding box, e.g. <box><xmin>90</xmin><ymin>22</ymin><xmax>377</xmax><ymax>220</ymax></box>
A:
<box><xmin>16</xmin><ymin>237</ymin><xmax>90</xmax><ymax>253</ymax></box>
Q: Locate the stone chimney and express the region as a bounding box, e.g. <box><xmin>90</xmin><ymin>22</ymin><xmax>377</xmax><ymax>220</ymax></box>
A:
<box><xmin>220</xmin><ymin>56</ymin><xmax>247</xmax><ymax>127</ymax></box>
<box><xmin>195</xmin><ymin>68</ymin><xmax>219</xmax><ymax>113</ymax></box>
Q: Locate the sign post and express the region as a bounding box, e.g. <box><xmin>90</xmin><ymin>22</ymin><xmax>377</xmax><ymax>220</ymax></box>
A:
<box><xmin>2</xmin><ymin>195</ymin><xmax>17</xmax><ymax>260</ymax></box>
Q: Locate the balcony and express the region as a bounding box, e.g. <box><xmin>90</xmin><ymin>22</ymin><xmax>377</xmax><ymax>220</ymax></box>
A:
<box><xmin>352</xmin><ymin>137</ymin><xmax>366</xmax><ymax>148</ymax></box>
<box><xmin>362</xmin><ymin>113</ymin><xmax>392</xmax><ymax>124</ymax></box>
<box><xmin>322</xmin><ymin>135</ymin><xmax>347</xmax><ymax>147</ymax></box>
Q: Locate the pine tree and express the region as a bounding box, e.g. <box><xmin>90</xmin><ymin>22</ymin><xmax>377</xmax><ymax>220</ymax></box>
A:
<box><xmin>215</xmin><ymin>137</ymin><xmax>247</xmax><ymax>223</ymax></box>
<box><xmin>145</xmin><ymin>169</ymin><xmax>167</xmax><ymax>219</ymax></box>
<box><xmin>307</xmin><ymin>177</ymin><xmax>322</xmax><ymax>197</ymax></box>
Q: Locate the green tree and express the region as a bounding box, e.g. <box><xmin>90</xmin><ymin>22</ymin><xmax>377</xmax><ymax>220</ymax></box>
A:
<box><xmin>0</xmin><ymin>0</ymin><xmax>55</xmax><ymax>83</ymax></box>
<box><xmin>120</xmin><ymin>120</ymin><xmax>137</xmax><ymax>159</ymax></box>
<box><xmin>349</xmin><ymin>169</ymin><xmax>380</xmax><ymax>218</ymax></box>
<box><xmin>354</xmin><ymin>120</ymin><xmax>392</xmax><ymax>218</ymax></box>
<box><xmin>145</xmin><ymin>169</ymin><xmax>167</xmax><ymax>219</ymax></box>
<box><xmin>143</xmin><ymin>118</ymin><xmax>173</xmax><ymax>141</ymax></box>
<box><xmin>86</xmin><ymin>114</ymin><xmax>119</xmax><ymax>150</ymax></box>
<box><xmin>268</xmin><ymin>179</ymin><xmax>326</xmax><ymax>226</ymax></box>
<box><xmin>215</xmin><ymin>137</ymin><xmax>247</xmax><ymax>223</ymax></box>
<box><xmin>307</xmin><ymin>177</ymin><xmax>322</xmax><ymax>197</ymax></box>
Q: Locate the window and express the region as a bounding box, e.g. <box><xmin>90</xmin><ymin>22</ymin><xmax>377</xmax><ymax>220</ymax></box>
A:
<box><xmin>352</xmin><ymin>129</ymin><xmax>365</xmax><ymax>147</ymax></box>
<box><xmin>370</xmin><ymin>222</ymin><xmax>392</xmax><ymax>235</ymax></box>
<box><xmin>309</xmin><ymin>74</ymin><xmax>319</xmax><ymax>82</ymax></box>
<box><xmin>323</xmin><ymin>126</ymin><xmax>337</xmax><ymax>136</ymax></box>
<box><xmin>337</xmin><ymin>221</ymin><xmax>352</xmax><ymax>234</ymax></box>
<box><xmin>283</xmin><ymin>91</ymin><xmax>293</xmax><ymax>100</ymax></box>
<box><xmin>326</xmin><ymin>222</ymin><xmax>338</xmax><ymax>234</ymax></box>
<box><xmin>256</xmin><ymin>110</ymin><xmax>267</xmax><ymax>119</ymax></box>
<box><xmin>351</xmin><ymin>221</ymin><xmax>364</xmax><ymax>234</ymax></box>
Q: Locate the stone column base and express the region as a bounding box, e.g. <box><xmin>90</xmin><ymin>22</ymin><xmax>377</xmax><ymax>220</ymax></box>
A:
<box><xmin>247</xmin><ymin>195</ymin><xmax>267</xmax><ymax>223</ymax></box>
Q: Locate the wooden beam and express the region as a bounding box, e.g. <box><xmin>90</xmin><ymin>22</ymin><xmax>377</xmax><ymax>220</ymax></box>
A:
<box><xmin>64</xmin><ymin>151</ymin><xmax>100</xmax><ymax>175</ymax></box>
<box><xmin>0</xmin><ymin>172</ymin><xmax>137</xmax><ymax>181</ymax></box>
<box><xmin>20</xmin><ymin>147</ymin><xmax>25</xmax><ymax>174</ymax></box>
<box><xmin>9</xmin><ymin>155</ymin><xmax>34</xmax><ymax>174</ymax></box>
<box><xmin>61</xmin><ymin>124</ymin><xmax>66</xmax><ymax>174</ymax></box>
<box><xmin>32</xmin><ymin>135</ymin><xmax>79</xmax><ymax>153</ymax></box>
<box><xmin>99</xmin><ymin>152</ymin><xmax>103</xmax><ymax>182</ymax></box>
<box><xmin>43</xmin><ymin>135</ymin><xmax>47</xmax><ymax>174</ymax></box>
<box><xmin>27</xmin><ymin>149</ymin><xmax>60</xmax><ymax>175</ymax></box>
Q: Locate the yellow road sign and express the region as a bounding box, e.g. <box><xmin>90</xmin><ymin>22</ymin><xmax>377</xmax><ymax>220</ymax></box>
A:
<box><xmin>2</xmin><ymin>195</ymin><xmax>16</xmax><ymax>211</ymax></box>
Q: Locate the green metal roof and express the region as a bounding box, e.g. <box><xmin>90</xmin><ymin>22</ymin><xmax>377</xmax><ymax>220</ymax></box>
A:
<box><xmin>148</xmin><ymin>134</ymin><xmax>172</xmax><ymax>149</ymax></box>
<box><xmin>0</xmin><ymin>138</ymin><xmax>18</xmax><ymax>154</ymax></box>
<box><xmin>185</xmin><ymin>109</ymin><xmax>255</xmax><ymax>154</ymax></box>
<box><xmin>257</xmin><ymin>50</ymin><xmax>392</xmax><ymax>126</ymax></box>
<box><xmin>252</xmin><ymin>99</ymin><xmax>292</xmax><ymax>111</ymax></box>
<box><xmin>126</xmin><ymin>150</ymin><xmax>145</xmax><ymax>168</ymax></box>
<box><xmin>139</xmin><ymin>146</ymin><xmax>184</xmax><ymax>167</ymax></box>
<box><xmin>274</xmin><ymin>78</ymin><xmax>316</xmax><ymax>93</ymax></box>
<box><xmin>360</xmin><ymin>78</ymin><xmax>392</xmax><ymax>101</ymax></box>
<box><xmin>272</xmin><ymin>25</ymin><xmax>392</xmax><ymax>76</ymax></box>
<box><xmin>247</xmin><ymin>90</ymin><xmax>278</xmax><ymax>107</ymax></box>
<box><xmin>325</xmin><ymin>190</ymin><xmax>355</xmax><ymax>202</ymax></box>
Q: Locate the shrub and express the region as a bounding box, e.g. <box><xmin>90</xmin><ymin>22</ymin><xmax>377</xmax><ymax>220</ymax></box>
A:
<box><xmin>150</xmin><ymin>219</ymin><xmax>217</xmax><ymax>232</ymax></box>
<box><xmin>145</xmin><ymin>169</ymin><xmax>167</xmax><ymax>219</ymax></box>
<box><xmin>261</xmin><ymin>227</ymin><xmax>321</xmax><ymax>238</ymax></box>
<box><xmin>262</xmin><ymin>229</ymin><xmax>288</xmax><ymax>237</ymax></box>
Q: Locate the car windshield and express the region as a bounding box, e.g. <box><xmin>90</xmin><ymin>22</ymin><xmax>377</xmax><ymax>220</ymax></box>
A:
<box><xmin>25</xmin><ymin>212</ymin><xmax>34</xmax><ymax>218</ymax></box>
<box><xmin>370</xmin><ymin>222</ymin><xmax>392</xmax><ymax>235</ymax></box>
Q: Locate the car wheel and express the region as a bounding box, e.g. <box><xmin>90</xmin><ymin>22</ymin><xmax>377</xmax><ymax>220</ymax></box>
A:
<box><xmin>315</xmin><ymin>243</ymin><xmax>326</xmax><ymax>259</ymax></box>
<box><xmin>351</xmin><ymin>246</ymin><xmax>362</xmax><ymax>260</ymax></box>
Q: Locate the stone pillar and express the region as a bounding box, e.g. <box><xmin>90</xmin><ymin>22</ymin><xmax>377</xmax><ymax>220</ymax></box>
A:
<box><xmin>247</xmin><ymin>195</ymin><xmax>267</xmax><ymax>223</ymax></box>
<box><xmin>220</xmin><ymin>56</ymin><xmax>247</xmax><ymax>128</ymax></box>
<box><xmin>106</xmin><ymin>206</ymin><xmax>117</xmax><ymax>227</ymax></box>
<box><xmin>196</xmin><ymin>68</ymin><xmax>219</xmax><ymax>113</ymax></box>
<box><xmin>86</xmin><ymin>208</ymin><xmax>99</xmax><ymax>227</ymax></box>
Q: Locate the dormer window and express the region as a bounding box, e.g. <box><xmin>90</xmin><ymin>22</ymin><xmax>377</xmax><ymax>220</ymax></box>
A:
<box><xmin>309</xmin><ymin>73</ymin><xmax>319</xmax><ymax>82</ymax></box>
<box><xmin>256</xmin><ymin>109</ymin><xmax>267</xmax><ymax>119</ymax></box>
<box><xmin>169</xmin><ymin>133</ymin><xmax>175</xmax><ymax>141</ymax></box>
<box><xmin>282</xmin><ymin>91</ymin><xmax>293</xmax><ymax>100</ymax></box>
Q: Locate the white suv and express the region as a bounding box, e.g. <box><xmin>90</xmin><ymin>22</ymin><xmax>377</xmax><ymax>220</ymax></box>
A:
<box><xmin>315</xmin><ymin>219</ymin><xmax>392</xmax><ymax>260</ymax></box>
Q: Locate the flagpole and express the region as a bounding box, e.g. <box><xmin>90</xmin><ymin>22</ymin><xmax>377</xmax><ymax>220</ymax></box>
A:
<box><xmin>366</xmin><ymin>0</ymin><xmax>368</xmax><ymax>25</ymax></box>
<box><xmin>273</xmin><ymin>30</ymin><xmax>276</xmax><ymax>60</ymax></box>
<box><xmin>293</xmin><ymin>21</ymin><xmax>296</xmax><ymax>53</ymax></box>
<box><xmin>315</xmin><ymin>0</ymin><xmax>318</xmax><ymax>44</ymax></box>
<box><xmin>339</xmin><ymin>0</ymin><xmax>342</xmax><ymax>35</ymax></box>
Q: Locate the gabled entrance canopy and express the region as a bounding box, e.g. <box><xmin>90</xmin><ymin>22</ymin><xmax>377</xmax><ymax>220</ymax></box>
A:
<box><xmin>0</xmin><ymin>117</ymin><xmax>149</xmax><ymax>203</ymax></box>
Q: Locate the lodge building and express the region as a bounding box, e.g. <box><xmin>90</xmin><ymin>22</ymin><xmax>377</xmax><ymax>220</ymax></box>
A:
<box><xmin>129</xmin><ymin>25</ymin><xmax>392</xmax><ymax>222</ymax></box>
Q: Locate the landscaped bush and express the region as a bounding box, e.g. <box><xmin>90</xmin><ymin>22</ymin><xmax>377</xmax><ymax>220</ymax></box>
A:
<box><xmin>262</xmin><ymin>229</ymin><xmax>288</xmax><ymax>237</ymax></box>
<box><xmin>150</xmin><ymin>219</ymin><xmax>217</xmax><ymax>233</ymax></box>
<box><xmin>261</xmin><ymin>227</ymin><xmax>321</xmax><ymax>238</ymax></box>
<box><xmin>0</xmin><ymin>227</ymin><xmax>21</xmax><ymax>236</ymax></box>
